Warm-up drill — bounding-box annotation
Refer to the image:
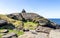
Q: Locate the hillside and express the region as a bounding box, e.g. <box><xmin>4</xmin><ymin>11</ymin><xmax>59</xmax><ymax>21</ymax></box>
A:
<box><xmin>0</xmin><ymin>9</ymin><xmax>60</xmax><ymax>38</ymax></box>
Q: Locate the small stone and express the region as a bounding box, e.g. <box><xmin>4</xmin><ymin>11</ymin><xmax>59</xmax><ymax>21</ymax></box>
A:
<box><xmin>23</xmin><ymin>28</ymin><xmax>29</xmax><ymax>32</ymax></box>
<box><xmin>0</xmin><ymin>29</ymin><xmax>8</xmax><ymax>33</ymax></box>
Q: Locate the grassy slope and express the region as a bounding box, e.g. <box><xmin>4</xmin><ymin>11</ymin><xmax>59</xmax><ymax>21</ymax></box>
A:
<box><xmin>0</xmin><ymin>14</ymin><xmax>38</xmax><ymax>38</ymax></box>
<box><xmin>0</xmin><ymin>14</ymin><xmax>23</xmax><ymax>38</ymax></box>
<box><xmin>0</xmin><ymin>14</ymin><xmax>23</xmax><ymax>28</ymax></box>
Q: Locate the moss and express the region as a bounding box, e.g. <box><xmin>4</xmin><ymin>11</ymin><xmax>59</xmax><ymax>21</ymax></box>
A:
<box><xmin>24</xmin><ymin>22</ymin><xmax>38</xmax><ymax>30</ymax></box>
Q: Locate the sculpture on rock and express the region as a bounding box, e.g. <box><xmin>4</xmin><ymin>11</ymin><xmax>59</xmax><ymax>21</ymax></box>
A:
<box><xmin>22</xmin><ymin>9</ymin><xmax>26</xmax><ymax>13</ymax></box>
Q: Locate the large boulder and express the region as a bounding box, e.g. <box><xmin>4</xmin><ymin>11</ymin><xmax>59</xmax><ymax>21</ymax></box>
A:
<box><xmin>18</xmin><ymin>31</ymin><xmax>48</xmax><ymax>38</ymax></box>
<box><xmin>49</xmin><ymin>29</ymin><xmax>60</xmax><ymax>38</ymax></box>
<box><xmin>50</xmin><ymin>22</ymin><xmax>60</xmax><ymax>29</ymax></box>
<box><xmin>36</xmin><ymin>26</ymin><xmax>52</xmax><ymax>34</ymax></box>
<box><xmin>7</xmin><ymin>13</ymin><xmax>22</xmax><ymax>20</ymax></box>
<box><xmin>2</xmin><ymin>33</ymin><xmax>18</xmax><ymax>38</ymax></box>
<box><xmin>18</xmin><ymin>32</ymin><xmax>36</xmax><ymax>38</ymax></box>
<box><xmin>7</xmin><ymin>10</ymin><xmax>60</xmax><ymax>30</ymax></box>
<box><xmin>0</xmin><ymin>20</ymin><xmax>7</xmax><ymax>26</ymax></box>
<box><xmin>38</xmin><ymin>19</ymin><xmax>49</xmax><ymax>26</ymax></box>
<box><xmin>35</xmin><ymin>32</ymin><xmax>48</xmax><ymax>38</ymax></box>
<box><xmin>7</xmin><ymin>10</ymin><xmax>43</xmax><ymax>21</ymax></box>
<box><xmin>21</xmin><ymin>13</ymin><xmax>43</xmax><ymax>21</ymax></box>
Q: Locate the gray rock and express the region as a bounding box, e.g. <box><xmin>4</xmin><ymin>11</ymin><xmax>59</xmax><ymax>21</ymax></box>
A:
<box><xmin>36</xmin><ymin>32</ymin><xmax>48</xmax><ymax>38</ymax></box>
<box><xmin>30</xmin><ymin>30</ymin><xmax>37</xmax><ymax>34</ymax></box>
<box><xmin>18</xmin><ymin>31</ymin><xmax>48</xmax><ymax>38</ymax></box>
<box><xmin>38</xmin><ymin>20</ymin><xmax>49</xmax><ymax>26</ymax></box>
<box><xmin>23</xmin><ymin>28</ymin><xmax>29</xmax><ymax>32</ymax></box>
<box><xmin>36</xmin><ymin>26</ymin><xmax>52</xmax><ymax>34</ymax></box>
<box><xmin>2</xmin><ymin>33</ymin><xmax>18</xmax><ymax>38</ymax></box>
<box><xmin>49</xmin><ymin>29</ymin><xmax>60</xmax><ymax>38</ymax></box>
<box><xmin>7</xmin><ymin>13</ymin><xmax>22</xmax><ymax>20</ymax></box>
<box><xmin>0</xmin><ymin>29</ymin><xmax>8</xmax><ymax>33</ymax></box>
<box><xmin>0</xmin><ymin>20</ymin><xmax>7</xmax><ymax>26</ymax></box>
<box><xmin>18</xmin><ymin>32</ymin><xmax>36</xmax><ymax>38</ymax></box>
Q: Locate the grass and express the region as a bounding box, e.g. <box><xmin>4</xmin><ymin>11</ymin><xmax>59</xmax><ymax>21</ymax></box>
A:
<box><xmin>0</xmin><ymin>14</ymin><xmax>38</xmax><ymax>38</ymax></box>
<box><xmin>0</xmin><ymin>14</ymin><xmax>23</xmax><ymax>28</ymax></box>
<box><xmin>9</xmin><ymin>30</ymin><xmax>24</xmax><ymax>36</ymax></box>
<box><xmin>0</xmin><ymin>29</ymin><xmax>24</xmax><ymax>38</ymax></box>
<box><xmin>0</xmin><ymin>34</ymin><xmax>2</xmax><ymax>38</ymax></box>
<box><xmin>24</xmin><ymin>22</ymin><xmax>38</xmax><ymax>30</ymax></box>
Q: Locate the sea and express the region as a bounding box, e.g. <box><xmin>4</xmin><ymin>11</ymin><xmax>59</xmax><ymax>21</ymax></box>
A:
<box><xmin>48</xmin><ymin>18</ymin><xmax>60</xmax><ymax>25</ymax></box>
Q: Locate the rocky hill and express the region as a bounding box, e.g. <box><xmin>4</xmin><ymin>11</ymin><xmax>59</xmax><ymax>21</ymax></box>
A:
<box><xmin>0</xmin><ymin>9</ymin><xmax>60</xmax><ymax>38</ymax></box>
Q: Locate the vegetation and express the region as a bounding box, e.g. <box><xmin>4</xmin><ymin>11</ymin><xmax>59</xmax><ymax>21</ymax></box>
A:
<box><xmin>0</xmin><ymin>14</ymin><xmax>38</xmax><ymax>38</ymax></box>
<box><xmin>0</xmin><ymin>14</ymin><xmax>23</xmax><ymax>28</ymax></box>
<box><xmin>9</xmin><ymin>30</ymin><xmax>24</xmax><ymax>36</ymax></box>
<box><xmin>24</xmin><ymin>22</ymin><xmax>38</xmax><ymax>30</ymax></box>
<box><xmin>0</xmin><ymin>29</ymin><xmax>24</xmax><ymax>38</ymax></box>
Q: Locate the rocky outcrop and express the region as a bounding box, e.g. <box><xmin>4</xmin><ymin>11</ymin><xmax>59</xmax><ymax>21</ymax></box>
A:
<box><xmin>1</xmin><ymin>9</ymin><xmax>60</xmax><ymax>38</ymax></box>
<box><xmin>18</xmin><ymin>31</ymin><xmax>48</xmax><ymax>38</ymax></box>
<box><xmin>7</xmin><ymin>13</ymin><xmax>22</xmax><ymax>20</ymax></box>
<box><xmin>7</xmin><ymin>10</ymin><xmax>60</xmax><ymax>29</ymax></box>
<box><xmin>7</xmin><ymin>10</ymin><xmax>43</xmax><ymax>22</ymax></box>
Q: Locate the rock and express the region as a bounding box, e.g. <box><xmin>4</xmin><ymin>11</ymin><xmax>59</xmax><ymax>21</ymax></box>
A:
<box><xmin>21</xmin><ymin>9</ymin><xmax>26</xmax><ymax>13</ymax></box>
<box><xmin>7</xmin><ymin>13</ymin><xmax>22</xmax><ymax>20</ymax></box>
<box><xmin>18</xmin><ymin>32</ymin><xmax>36</xmax><ymax>38</ymax></box>
<box><xmin>35</xmin><ymin>19</ymin><xmax>49</xmax><ymax>26</ymax></box>
<box><xmin>2</xmin><ymin>32</ymin><xmax>18</xmax><ymax>38</ymax></box>
<box><xmin>36</xmin><ymin>26</ymin><xmax>52</xmax><ymax>34</ymax></box>
<box><xmin>30</xmin><ymin>30</ymin><xmax>37</xmax><ymax>34</ymax></box>
<box><xmin>50</xmin><ymin>22</ymin><xmax>60</xmax><ymax>29</ymax></box>
<box><xmin>36</xmin><ymin>32</ymin><xmax>48</xmax><ymax>38</ymax></box>
<box><xmin>18</xmin><ymin>31</ymin><xmax>48</xmax><ymax>38</ymax></box>
<box><xmin>23</xmin><ymin>28</ymin><xmax>29</xmax><ymax>32</ymax></box>
<box><xmin>21</xmin><ymin>13</ymin><xmax>42</xmax><ymax>21</ymax></box>
<box><xmin>0</xmin><ymin>20</ymin><xmax>7</xmax><ymax>26</ymax></box>
<box><xmin>0</xmin><ymin>29</ymin><xmax>8</xmax><ymax>33</ymax></box>
<box><xmin>8</xmin><ymin>10</ymin><xmax>43</xmax><ymax>21</ymax></box>
<box><xmin>49</xmin><ymin>29</ymin><xmax>60</xmax><ymax>38</ymax></box>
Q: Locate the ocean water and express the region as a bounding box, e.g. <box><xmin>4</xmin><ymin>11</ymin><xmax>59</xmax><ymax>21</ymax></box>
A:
<box><xmin>49</xmin><ymin>18</ymin><xmax>60</xmax><ymax>24</ymax></box>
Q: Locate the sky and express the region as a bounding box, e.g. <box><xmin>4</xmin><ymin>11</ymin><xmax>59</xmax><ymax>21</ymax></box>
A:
<box><xmin>0</xmin><ymin>0</ymin><xmax>60</xmax><ymax>18</ymax></box>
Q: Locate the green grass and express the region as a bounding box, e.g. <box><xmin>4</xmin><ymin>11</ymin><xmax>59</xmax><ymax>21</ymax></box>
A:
<box><xmin>0</xmin><ymin>29</ymin><xmax>24</xmax><ymax>38</ymax></box>
<box><xmin>9</xmin><ymin>30</ymin><xmax>24</xmax><ymax>36</ymax></box>
<box><xmin>0</xmin><ymin>34</ymin><xmax>2</xmax><ymax>38</ymax></box>
<box><xmin>24</xmin><ymin>22</ymin><xmax>38</xmax><ymax>30</ymax></box>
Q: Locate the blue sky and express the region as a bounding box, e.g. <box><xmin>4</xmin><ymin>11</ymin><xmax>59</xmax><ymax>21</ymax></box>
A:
<box><xmin>0</xmin><ymin>0</ymin><xmax>60</xmax><ymax>18</ymax></box>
